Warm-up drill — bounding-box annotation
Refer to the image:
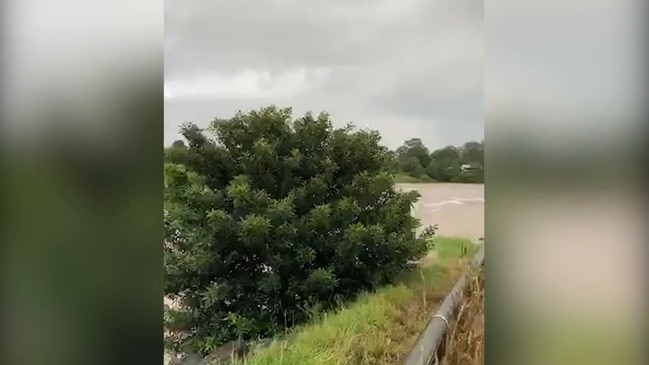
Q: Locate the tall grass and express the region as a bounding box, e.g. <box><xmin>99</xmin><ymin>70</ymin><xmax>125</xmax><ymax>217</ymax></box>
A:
<box><xmin>225</xmin><ymin>237</ymin><xmax>479</xmax><ymax>365</ymax></box>
<box><xmin>441</xmin><ymin>268</ymin><xmax>484</xmax><ymax>365</ymax></box>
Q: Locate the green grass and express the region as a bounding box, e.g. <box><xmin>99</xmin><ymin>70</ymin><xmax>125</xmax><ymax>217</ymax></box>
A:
<box><xmin>230</xmin><ymin>237</ymin><xmax>479</xmax><ymax>365</ymax></box>
<box><xmin>431</xmin><ymin>236</ymin><xmax>479</xmax><ymax>260</ymax></box>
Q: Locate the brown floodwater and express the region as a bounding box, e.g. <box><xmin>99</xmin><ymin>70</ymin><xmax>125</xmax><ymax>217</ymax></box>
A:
<box><xmin>397</xmin><ymin>183</ymin><xmax>484</xmax><ymax>241</ymax></box>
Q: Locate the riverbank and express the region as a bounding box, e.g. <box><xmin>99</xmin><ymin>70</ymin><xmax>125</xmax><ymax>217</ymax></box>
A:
<box><xmin>232</xmin><ymin>237</ymin><xmax>480</xmax><ymax>365</ymax></box>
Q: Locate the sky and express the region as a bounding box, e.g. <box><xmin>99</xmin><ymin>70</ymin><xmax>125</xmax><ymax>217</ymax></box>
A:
<box><xmin>164</xmin><ymin>0</ymin><xmax>483</xmax><ymax>150</ymax></box>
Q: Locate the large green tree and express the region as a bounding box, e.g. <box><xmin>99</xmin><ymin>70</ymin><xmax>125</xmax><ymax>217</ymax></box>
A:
<box><xmin>427</xmin><ymin>146</ymin><xmax>462</xmax><ymax>182</ymax></box>
<box><xmin>164</xmin><ymin>106</ymin><xmax>434</xmax><ymax>355</ymax></box>
<box><xmin>460</xmin><ymin>141</ymin><xmax>484</xmax><ymax>167</ymax></box>
<box><xmin>456</xmin><ymin>141</ymin><xmax>484</xmax><ymax>183</ymax></box>
<box><xmin>395</xmin><ymin>138</ymin><xmax>431</xmax><ymax>175</ymax></box>
<box><xmin>165</xmin><ymin>140</ymin><xmax>188</xmax><ymax>165</ymax></box>
<box><xmin>401</xmin><ymin>156</ymin><xmax>426</xmax><ymax>178</ymax></box>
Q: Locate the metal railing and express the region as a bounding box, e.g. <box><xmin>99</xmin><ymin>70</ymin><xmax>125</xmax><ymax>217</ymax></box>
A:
<box><xmin>403</xmin><ymin>245</ymin><xmax>485</xmax><ymax>365</ymax></box>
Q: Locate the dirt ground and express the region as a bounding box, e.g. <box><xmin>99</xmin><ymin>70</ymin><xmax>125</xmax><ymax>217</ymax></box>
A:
<box><xmin>397</xmin><ymin>183</ymin><xmax>484</xmax><ymax>241</ymax></box>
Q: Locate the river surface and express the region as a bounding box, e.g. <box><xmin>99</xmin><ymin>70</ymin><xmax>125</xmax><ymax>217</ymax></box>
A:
<box><xmin>397</xmin><ymin>183</ymin><xmax>484</xmax><ymax>241</ymax></box>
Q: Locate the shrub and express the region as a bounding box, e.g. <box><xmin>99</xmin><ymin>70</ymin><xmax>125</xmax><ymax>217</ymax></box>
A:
<box><xmin>164</xmin><ymin>106</ymin><xmax>434</xmax><ymax>355</ymax></box>
<box><xmin>450</xmin><ymin>169</ymin><xmax>483</xmax><ymax>183</ymax></box>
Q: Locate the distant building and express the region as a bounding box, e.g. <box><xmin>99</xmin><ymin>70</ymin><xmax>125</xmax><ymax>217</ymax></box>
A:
<box><xmin>460</xmin><ymin>163</ymin><xmax>483</xmax><ymax>173</ymax></box>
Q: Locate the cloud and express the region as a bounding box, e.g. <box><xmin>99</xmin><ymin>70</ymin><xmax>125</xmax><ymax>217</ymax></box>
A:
<box><xmin>164</xmin><ymin>0</ymin><xmax>483</xmax><ymax>149</ymax></box>
<box><xmin>164</xmin><ymin>67</ymin><xmax>331</xmax><ymax>100</ymax></box>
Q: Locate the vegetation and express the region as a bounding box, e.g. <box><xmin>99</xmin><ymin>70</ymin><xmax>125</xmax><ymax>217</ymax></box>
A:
<box><xmin>393</xmin><ymin>138</ymin><xmax>484</xmax><ymax>183</ymax></box>
<box><xmin>163</xmin><ymin>106</ymin><xmax>437</xmax><ymax>356</ymax></box>
<box><xmin>441</xmin><ymin>268</ymin><xmax>484</xmax><ymax>365</ymax></box>
<box><xmin>233</xmin><ymin>237</ymin><xmax>478</xmax><ymax>365</ymax></box>
<box><xmin>393</xmin><ymin>173</ymin><xmax>436</xmax><ymax>184</ymax></box>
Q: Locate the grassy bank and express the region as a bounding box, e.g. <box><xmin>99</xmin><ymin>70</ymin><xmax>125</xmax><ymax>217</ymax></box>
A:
<box><xmin>393</xmin><ymin>173</ymin><xmax>437</xmax><ymax>183</ymax></box>
<box><xmin>232</xmin><ymin>237</ymin><xmax>479</xmax><ymax>365</ymax></box>
<box><xmin>392</xmin><ymin>173</ymin><xmax>485</xmax><ymax>184</ymax></box>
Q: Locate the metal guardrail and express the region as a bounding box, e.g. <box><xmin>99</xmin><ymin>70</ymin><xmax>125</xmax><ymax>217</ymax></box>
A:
<box><xmin>403</xmin><ymin>245</ymin><xmax>485</xmax><ymax>365</ymax></box>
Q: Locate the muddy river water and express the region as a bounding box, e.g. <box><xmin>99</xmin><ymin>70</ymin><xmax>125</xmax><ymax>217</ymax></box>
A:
<box><xmin>397</xmin><ymin>183</ymin><xmax>484</xmax><ymax>241</ymax></box>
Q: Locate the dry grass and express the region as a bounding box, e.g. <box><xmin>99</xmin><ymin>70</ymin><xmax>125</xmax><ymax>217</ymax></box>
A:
<box><xmin>441</xmin><ymin>268</ymin><xmax>484</xmax><ymax>365</ymax></box>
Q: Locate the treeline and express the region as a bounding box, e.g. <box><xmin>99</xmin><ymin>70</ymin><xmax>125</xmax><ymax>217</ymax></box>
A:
<box><xmin>164</xmin><ymin>107</ymin><xmax>435</xmax><ymax>356</ymax></box>
<box><xmin>390</xmin><ymin>138</ymin><xmax>484</xmax><ymax>183</ymax></box>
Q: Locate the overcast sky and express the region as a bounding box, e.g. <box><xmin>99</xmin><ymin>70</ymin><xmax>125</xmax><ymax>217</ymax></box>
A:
<box><xmin>164</xmin><ymin>0</ymin><xmax>483</xmax><ymax>150</ymax></box>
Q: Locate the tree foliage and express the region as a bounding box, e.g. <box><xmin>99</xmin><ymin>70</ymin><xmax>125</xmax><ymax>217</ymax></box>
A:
<box><xmin>172</xmin><ymin>140</ymin><xmax>187</xmax><ymax>149</ymax></box>
<box><xmin>164</xmin><ymin>106</ymin><xmax>434</xmax><ymax>355</ymax></box>
<box><xmin>396</xmin><ymin>138</ymin><xmax>431</xmax><ymax>172</ymax></box>
<box><xmin>394</xmin><ymin>139</ymin><xmax>484</xmax><ymax>183</ymax></box>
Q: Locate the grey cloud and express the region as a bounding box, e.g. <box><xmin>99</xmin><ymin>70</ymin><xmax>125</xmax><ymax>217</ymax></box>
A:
<box><xmin>165</xmin><ymin>0</ymin><xmax>483</xmax><ymax>150</ymax></box>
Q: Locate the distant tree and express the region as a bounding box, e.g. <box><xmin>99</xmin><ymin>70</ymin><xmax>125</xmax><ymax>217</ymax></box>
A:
<box><xmin>401</xmin><ymin>156</ymin><xmax>426</xmax><ymax>178</ymax></box>
<box><xmin>395</xmin><ymin>138</ymin><xmax>431</xmax><ymax>177</ymax></box>
<box><xmin>171</xmin><ymin>140</ymin><xmax>187</xmax><ymax>149</ymax></box>
<box><xmin>430</xmin><ymin>146</ymin><xmax>461</xmax><ymax>162</ymax></box>
<box><xmin>165</xmin><ymin>140</ymin><xmax>189</xmax><ymax>165</ymax></box>
<box><xmin>179</xmin><ymin>122</ymin><xmax>216</xmax><ymax>150</ymax></box>
<box><xmin>426</xmin><ymin>158</ymin><xmax>461</xmax><ymax>182</ymax></box>
<box><xmin>460</xmin><ymin>141</ymin><xmax>484</xmax><ymax>167</ymax></box>
<box><xmin>425</xmin><ymin>146</ymin><xmax>460</xmax><ymax>181</ymax></box>
<box><xmin>391</xmin><ymin>139</ymin><xmax>486</xmax><ymax>183</ymax></box>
